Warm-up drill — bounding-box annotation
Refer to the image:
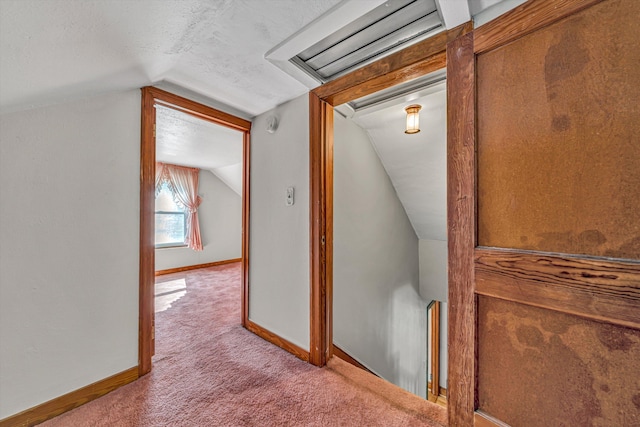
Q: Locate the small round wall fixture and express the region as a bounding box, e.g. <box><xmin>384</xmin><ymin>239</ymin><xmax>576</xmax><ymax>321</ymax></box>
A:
<box><xmin>266</xmin><ymin>115</ymin><xmax>279</xmax><ymax>133</ymax></box>
<box><xmin>404</xmin><ymin>104</ymin><xmax>422</xmax><ymax>134</ymax></box>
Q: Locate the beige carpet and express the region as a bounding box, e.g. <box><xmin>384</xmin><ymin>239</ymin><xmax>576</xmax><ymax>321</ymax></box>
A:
<box><xmin>42</xmin><ymin>263</ymin><xmax>447</xmax><ymax>426</ymax></box>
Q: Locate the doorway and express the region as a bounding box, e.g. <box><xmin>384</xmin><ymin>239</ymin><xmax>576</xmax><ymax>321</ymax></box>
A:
<box><xmin>139</xmin><ymin>87</ymin><xmax>252</xmax><ymax>375</ymax></box>
<box><xmin>331</xmin><ymin>76</ymin><xmax>448</xmax><ymax>400</ymax></box>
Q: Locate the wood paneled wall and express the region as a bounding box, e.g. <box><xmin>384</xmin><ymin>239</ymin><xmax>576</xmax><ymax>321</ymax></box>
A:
<box><xmin>468</xmin><ymin>0</ymin><xmax>640</xmax><ymax>425</ymax></box>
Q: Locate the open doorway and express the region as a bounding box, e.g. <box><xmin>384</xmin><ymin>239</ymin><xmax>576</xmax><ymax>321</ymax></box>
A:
<box><xmin>331</xmin><ymin>72</ymin><xmax>448</xmax><ymax>401</ymax></box>
<box><xmin>306</xmin><ymin>21</ymin><xmax>471</xmax><ymax>420</ymax></box>
<box><xmin>139</xmin><ymin>87</ymin><xmax>251</xmax><ymax>375</ymax></box>
<box><xmin>153</xmin><ymin>104</ymin><xmax>244</xmax><ymax>342</ymax></box>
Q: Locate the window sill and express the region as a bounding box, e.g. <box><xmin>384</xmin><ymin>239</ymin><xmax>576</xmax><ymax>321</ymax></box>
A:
<box><xmin>155</xmin><ymin>244</ymin><xmax>188</xmax><ymax>250</ymax></box>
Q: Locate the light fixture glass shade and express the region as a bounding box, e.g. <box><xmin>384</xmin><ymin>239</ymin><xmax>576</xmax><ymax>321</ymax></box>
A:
<box><xmin>404</xmin><ymin>104</ymin><xmax>421</xmax><ymax>134</ymax></box>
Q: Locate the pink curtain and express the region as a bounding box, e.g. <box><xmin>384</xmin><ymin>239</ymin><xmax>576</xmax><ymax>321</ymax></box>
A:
<box><xmin>156</xmin><ymin>162</ymin><xmax>203</xmax><ymax>251</ymax></box>
<box><xmin>155</xmin><ymin>162</ymin><xmax>168</xmax><ymax>196</ymax></box>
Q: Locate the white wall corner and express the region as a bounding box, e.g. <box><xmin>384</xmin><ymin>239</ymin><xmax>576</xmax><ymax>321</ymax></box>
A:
<box><xmin>435</xmin><ymin>0</ymin><xmax>471</xmax><ymax>29</ymax></box>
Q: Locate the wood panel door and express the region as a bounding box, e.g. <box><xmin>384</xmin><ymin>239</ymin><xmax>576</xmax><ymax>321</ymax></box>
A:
<box><xmin>447</xmin><ymin>0</ymin><xmax>640</xmax><ymax>425</ymax></box>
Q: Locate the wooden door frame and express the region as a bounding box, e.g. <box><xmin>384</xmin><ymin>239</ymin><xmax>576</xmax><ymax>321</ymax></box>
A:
<box><xmin>309</xmin><ymin>1</ymin><xmax>606</xmax><ymax>425</ymax></box>
<box><xmin>307</xmin><ymin>21</ymin><xmax>472</xmax><ymax>367</ymax></box>
<box><xmin>139</xmin><ymin>86</ymin><xmax>252</xmax><ymax>376</ymax></box>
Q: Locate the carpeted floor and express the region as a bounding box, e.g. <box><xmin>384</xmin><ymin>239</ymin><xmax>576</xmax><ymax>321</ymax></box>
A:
<box><xmin>41</xmin><ymin>263</ymin><xmax>447</xmax><ymax>426</ymax></box>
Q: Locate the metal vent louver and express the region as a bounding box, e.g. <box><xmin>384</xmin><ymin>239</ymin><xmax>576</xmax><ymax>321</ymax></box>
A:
<box><xmin>290</xmin><ymin>0</ymin><xmax>443</xmax><ymax>83</ymax></box>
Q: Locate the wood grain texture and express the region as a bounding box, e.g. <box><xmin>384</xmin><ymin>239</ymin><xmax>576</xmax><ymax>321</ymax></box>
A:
<box><xmin>476</xmin><ymin>0</ymin><xmax>640</xmax><ymax>260</ymax></box>
<box><xmin>245</xmin><ymin>320</ymin><xmax>310</xmax><ymax>362</ymax></box>
<box><xmin>242</xmin><ymin>131</ymin><xmax>250</xmax><ymax>328</ymax></box>
<box><xmin>309</xmin><ymin>92</ymin><xmax>331</xmax><ymax>367</ymax></box>
<box><xmin>155</xmin><ymin>258</ymin><xmax>242</xmax><ymax>276</ymax></box>
<box><xmin>427</xmin><ymin>384</ymin><xmax>448</xmax><ymax>408</ymax></box>
<box><xmin>139</xmin><ymin>86</ymin><xmax>252</xmax><ymax>375</ymax></box>
<box><xmin>324</xmin><ymin>53</ymin><xmax>446</xmax><ymax>107</ymax></box>
<box><xmin>477</xmin><ymin>296</ymin><xmax>640</xmax><ymax>426</ymax></box>
<box><xmin>429</xmin><ymin>301</ymin><xmax>441</xmax><ymax>401</ymax></box>
<box><xmin>475</xmin><ymin>248</ymin><xmax>640</xmax><ymax>329</ymax></box>
<box><xmin>324</xmin><ymin>98</ymin><xmax>334</xmax><ymax>362</ymax></box>
<box><xmin>144</xmin><ymin>87</ymin><xmax>251</xmax><ymax>131</ymax></box>
<box><xmin>312</xmin><ymin>22</ymin><xmax>470</xmax><ymax>106</ymax></box>
<box><xmin>474</xmin><ymin>0</ymin><xmax>604</xmax><ymax>53</ymax></box>
<box><xmin>446</xmin><ymin>31</ymin><xmax>476</xmax><ymax>426</ymax></box>
<box><xmin>139</xmin><ymin>86</ymin><xmax>156</xmax><ymax>375</ymax></box>
<box><xmin>332</xmin><ymin>345</ymin><xmax>378</xmax><ymax>377</ymax></box>
<box><xmin>0</xmin><ymin>367</ymin><xmax>138</xmax><ymax>427</ymax></box>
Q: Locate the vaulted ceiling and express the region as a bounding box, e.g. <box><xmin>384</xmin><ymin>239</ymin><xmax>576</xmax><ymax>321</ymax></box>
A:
<box><xmin>1</xmin><ymin>0</ymin><xmax>524</xmax><ymax>228</ymax></box>
<box><xmin>0</xmin><ymin>0</ymin><xmax>522</xmax><ymax>117</ymax></box>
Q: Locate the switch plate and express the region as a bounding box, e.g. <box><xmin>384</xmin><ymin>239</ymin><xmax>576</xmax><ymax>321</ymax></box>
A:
<box><xmin>286</xmin><ymin>187</ymin><xmax>294</xmax><ymax>206</ymax></box>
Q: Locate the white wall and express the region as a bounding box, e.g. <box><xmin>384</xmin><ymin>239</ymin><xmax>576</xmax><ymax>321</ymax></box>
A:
<box><xmin>0</xmin><ymin>90</ymin><xmax>140</xmax><ymax>418</ymax></box>
<box><xmin>155</xmin><ymin>170</ymin><xmax>241</xmax><ymax>271</ymax></box>
<box><xmin>333</xmin><ymin>113</ymin><xmax>427</xmax><ymax>398</ymax></box>
<box><xmin>419</xmin><ymin>239</ymin><xmax>447</xmax><ymax>302</ymax></box>
<box><xmin>248</xmin><ymin>94</ymin><xmax>309</xmax><ymax>350</ymax></box>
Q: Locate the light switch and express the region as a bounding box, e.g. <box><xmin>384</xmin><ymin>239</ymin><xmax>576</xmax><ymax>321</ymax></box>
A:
<box><xmin>286</xmin><ymin>187</ymin><xmax>294</xmax><ymax>206</ymax></box>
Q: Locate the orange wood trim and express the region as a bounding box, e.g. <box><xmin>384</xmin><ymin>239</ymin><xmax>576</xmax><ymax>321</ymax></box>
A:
<box><xmin>324</xmin><ymin>52</ymin><xmax>446</xmax><ymax>107</ymax></box>
<box><xmin>325</xmin><ymin>97</ymin><xmax>334</xmax><ymax>364</ymax></box>
<box><xmin>428</xmin><ymin>383</ymin><xmax>448</xmax><ymax>397</ymax></box>
<box><xmin>446</xmin><ymin>31</ymin><xmax>476</xmax><ymax>426</ymax></box>
<box><xmin>308</xmin><ymin>23</ymin><xmax>464</xmax><ymax>371</ymax></box>
<box><xmin>312</xmin><ymin>23</ymin><xmax>471</xmax><ymax>105</ymax></box>
<box><xmin>473</xmin><ymin>0</ymin><xmax>604</xmax><ymax>54</ymax></box>
<box><xmin>245</xmin><ymin>320</ymin><xmax>310</xmax><ymax>362</ymax></box>
<box><xmin>143</xmin><ymin>86</ymin><xmax>252</xmax><ymax>131</ymax></box>
<box><xmin>241</xmin><ymin>131</ymin><xmax>251</xmax><ymax>328</ymax></box>
<box><xmin>139</xmin><ymin>86</ymin><xmax>251</xmax><ymax>377</ymax></box>
<box><xmin>429</xmin><ymin>301</ymin><xmax>441</xmax><ymax>401</ymax></box>
<box><xmin>309</xmin><ymin>92</ymin><xmax>333</xmax><ymax>367</ymax></box>
<box><xmin>474</xmin><ymin>410</ymin><xmax>511</xmax><ymax>427</ymax></box>
<box><xmin>0</xmin><ymin>367</ymin><xmax>138</xmax><ymax>427</ymax></box>
<box><xmin>436</xmin><ymin>394</ymin><xmax>448</xmax><ymax>408</ymax></box>
<box><xmin>155</xmin><ymin>258</ymin><xmax>242</xmax><ymax>276</ymax></box>
<box><xmin>428</xmin><ymin>384</ymin><xmax>448</xmax><ymax>408</ymax></box>
<box><xmin>139</xmin><ymin>87</ymin><xmax>156</xmax><ymax>375</ymax></box>
<box><xmin>475</xmin><ymin>248</ymin><xmax>640</xmax><ymax>330</ymax></box>
<box><xmin>332</xmin><ymin>345</ymin><xmax>378</xmax><ymax>377</ymax></box>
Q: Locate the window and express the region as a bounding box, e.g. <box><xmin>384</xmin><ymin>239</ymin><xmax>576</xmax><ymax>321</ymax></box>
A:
<box><xmin>155</xmin><ymin>181</ymin><xmax>186</xmax><ymax>248</ymax></box>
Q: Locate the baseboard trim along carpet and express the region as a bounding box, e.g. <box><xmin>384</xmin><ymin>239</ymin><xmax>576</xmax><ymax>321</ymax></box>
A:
<box><xmin>332</xmin><ymin>344</ymin><xmax>379</xmax><ymax>377</ymax></box>
<box><xmin>155</xmin><ymin>258</ymin><xmax>242</xmax><ymax>276</ymax></box>
<box><xmin>245</xmin><ymin>319</ymin><xmax>310</xmax><ymax>362</ymax></box>
<box><xmin>0</xmin><ymin>367</ymin><xmax>138</xmax><ymax>427</ymax></box>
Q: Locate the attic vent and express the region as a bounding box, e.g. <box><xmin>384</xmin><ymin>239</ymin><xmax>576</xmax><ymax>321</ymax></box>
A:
<box><xmin>290</xmin><ymin>0</ymin><xmax>443</xmax><ymax>83</ymax></box>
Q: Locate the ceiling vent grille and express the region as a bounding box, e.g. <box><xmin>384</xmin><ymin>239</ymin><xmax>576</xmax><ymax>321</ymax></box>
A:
<box><xmin>289</xmin><ymin>0</ymin><xmax>443</xmax><ymax>83</ymax></box>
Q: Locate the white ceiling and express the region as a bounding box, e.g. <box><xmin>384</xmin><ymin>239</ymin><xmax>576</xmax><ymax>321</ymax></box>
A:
<box><xmin>156</xmin><ymin>105</ymin><xmax>244</xmax><ymax>195</ymax></box>
<box><xmin>0</xmin><ymin>0</ymin><xmax>522</xmax><ymax>117</ymax></box>
<box><xmin>1</xmin><ymin>0</ymin><xmax>522</xmax><ymax>222</ymax></box>
<box><xmin>351</xmin><ymin>84</ymin><xmax>447</xmax><ymax>241</ymax></box>
<box><xmin>0</xmin><ymin>0</ymin><xmax>341</xmax><ymax>116</ymax></box>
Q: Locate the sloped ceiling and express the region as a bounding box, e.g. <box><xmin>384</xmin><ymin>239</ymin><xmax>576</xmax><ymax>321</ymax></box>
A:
<box><xmin>0</xmin><ymin>0</ymin><xmax>341</xmax><ymax>116</ymax></box>
<box><xmin>0</xmin><ymin>0</ymin><xmax>523</xmax><ymax>117</ymax></box>
<box><xmin>156</xmin><ymin>105</ymin><xmax>243</xmax><ymax>195</ymax></box>
<box><xmin>0</xmin><ymin>0</ymin><xmax>524</xmax><ymax>226</ymax></box>
<box><xmin>351</xmin><ymin>85</ymin><xmax>447</xmax><ymax>241</ymax></box>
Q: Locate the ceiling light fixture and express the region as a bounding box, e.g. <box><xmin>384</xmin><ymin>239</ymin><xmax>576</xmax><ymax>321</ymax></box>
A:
<box><xmin>404</xmin><ymin>104</ymin><xmax>421</xmax><ymax>134</ymax></box>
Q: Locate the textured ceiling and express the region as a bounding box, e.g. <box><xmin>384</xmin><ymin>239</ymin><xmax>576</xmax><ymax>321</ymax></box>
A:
<box><xmin>0</xmin><ymin>0</ymin><xmax>524</xmax><ymax>117</ymax></box>
<box><xmin>156</xmin><ymin>105</ymin><xmax>244</xmax><ymax>195</ymax></box>
<box><xmin>0</xmin><ymin>0</ymin><xmax>524</xmax><ymax>234</ymax></box>
<box><xmin>0</xmin><ymin>0</ymin><xmax>341</xmax><ymax>116</ymax></box>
